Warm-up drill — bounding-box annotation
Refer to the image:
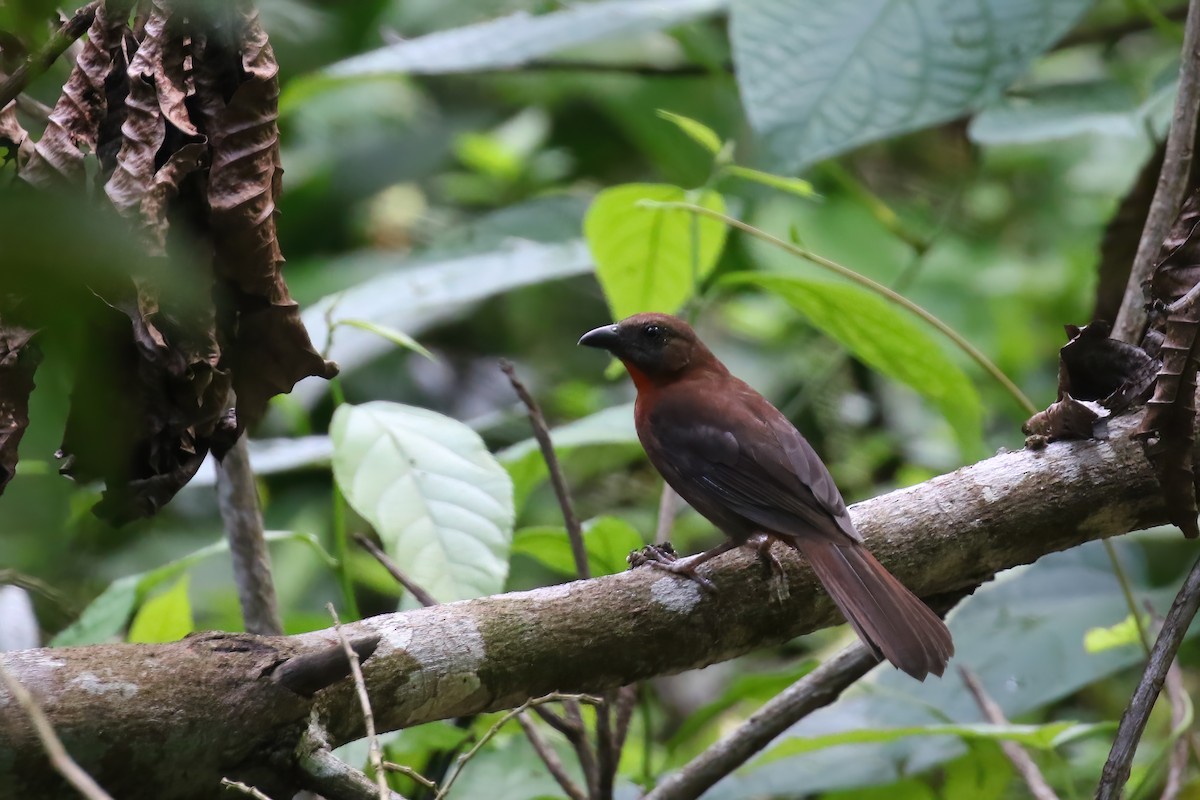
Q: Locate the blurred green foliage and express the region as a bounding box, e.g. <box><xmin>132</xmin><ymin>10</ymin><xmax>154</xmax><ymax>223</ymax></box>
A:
<box><xmin>4</xmin><ymin>0</ymin><xmax>1200</xmax><ymax>797</ymax></box>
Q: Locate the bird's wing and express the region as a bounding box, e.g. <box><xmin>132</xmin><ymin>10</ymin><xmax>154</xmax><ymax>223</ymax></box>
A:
<box><xmin>649</xmin><ymin>382</ymin><xmax>860</xmax><ymax>542</ymax></box>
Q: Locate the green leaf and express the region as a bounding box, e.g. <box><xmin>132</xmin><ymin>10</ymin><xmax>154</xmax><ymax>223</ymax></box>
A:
<box><xmin>585</xmin><ymin>184</ymin><xmax>727</xmax><ymax>319</ymax></box>
<box><xmin>512</xmin><ymin>516</ymin><xmax>645</xmax><ymax>577</ymax></box>
<box><xmin>50</xmin><ymin>532</ymin><xmax>336</xmax><ymax>646</ymax></box>
<box><xmin>1084</xmin><ymin>613</ymin><xmax>1150</xmax><ymax>653</ymax></box>
<box><xmin>325</xmin><ymin>0</ymin><xmax>728</xmax><ymax>77</ymax></box>
<box><xmin>331</xmin><ymin>401</ymin><xmax>515</xmax><ymax>603</ymax></box>
<box><xmin>752</xmin><ymin>721</ymin><xmax>1113</xmax><ymax>768</ymax></box>
<box><xmin>968</xmin><ymin>81</ymin><xmax>1148</xmax><ymax>145</ymax></box>
<box><xmin>723</xmin><ymin>273</ymin><xmax>983</xmax><ymax>454</ymax></box>
<box><xmin>657</xmin><ymin>110</ymin><xmax>723</xmax><ymax>155</ymax></box>
<box><xmin>731</xmin><ymin>0</ymin><xmax>1092</xmax><ymax>170</ymax></box>
<box><xmin>498</xmin><ymin>403</ymin><xmax>638</xmax><ymax>510</ymax></box>
<box><xmin>127</xmin><ymin>576</ymin><xmax>193</xmax><ymax>644</ymax></box>
<box><xmin>722</xmin><ymin>165</ymin><xmax>816</xmax><ymax>198</ymax></box>
<box><xmin>940</xmin><ymin>741</ymin><xmax>1014</xmax><ymax>800</ymax></box>
<box><xmin>335</xmin><ymin>318</ymin><xmax>436</xmax><ymax>361</ymax></box>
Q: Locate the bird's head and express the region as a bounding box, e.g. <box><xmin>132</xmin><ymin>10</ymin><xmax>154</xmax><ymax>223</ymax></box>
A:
<box><xmin>578</xmin><ymin>313</ymin><xmax>710</xmax><ymax>386</ymax></box>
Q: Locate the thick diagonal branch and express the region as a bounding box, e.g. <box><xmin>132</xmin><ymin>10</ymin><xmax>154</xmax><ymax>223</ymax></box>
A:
<box><xmin>0</xmin><ymin>415</ymin><xmax>1177</xmax><ymax>799</ymax></box>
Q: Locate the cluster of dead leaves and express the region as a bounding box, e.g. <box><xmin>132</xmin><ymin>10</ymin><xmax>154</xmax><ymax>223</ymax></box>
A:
<box><xmin>0</xmin><ymin>1</ymin><xmax>336</xmax><ymax>523</ymax></box>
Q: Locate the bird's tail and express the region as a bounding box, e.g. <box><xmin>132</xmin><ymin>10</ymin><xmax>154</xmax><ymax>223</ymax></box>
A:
<box><xmin>791</xmin><ymin>537</ymin><xmax>953</xmax><ymax>681</ymax></box>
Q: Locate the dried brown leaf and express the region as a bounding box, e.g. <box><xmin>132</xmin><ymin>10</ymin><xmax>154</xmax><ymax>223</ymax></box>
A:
<box><xmin>0</xmin><ymin>100</ymin><xmax>31</xmax><ymax>165</ymax></box>
<box><xmin>1059</xmin><ymin>321</ymin><xmax>1159</xmax><ymax>412</ymax></box>
<box><xmin>193</xmin><ymin>5</ymin><xmax>335</xmax><ymax>431</ymax></box>
<box><xmin>1022</xmin><ymin>395</ymin><xmax>1102</xmax><ymax>443</ymax></box>
<box><xmin>1137</xmin><ymin>190</ymin><xmax>1200</xmax><ymax>538</ymax></box>
<box><xmin>19</xmin><ymin>2</ymin><xmax>131</xmax><ymax>188</ymax></box>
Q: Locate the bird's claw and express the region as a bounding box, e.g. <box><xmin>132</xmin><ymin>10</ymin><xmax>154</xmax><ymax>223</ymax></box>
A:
<box><xmin>645</xmin><ymin>553</ymin><xmax>718</xmax><ymax>593</ymax></box>
<box><xmin>627</xmin><ymin>542</ymin><xmax>678</xmax><ymax>568</ymax></box>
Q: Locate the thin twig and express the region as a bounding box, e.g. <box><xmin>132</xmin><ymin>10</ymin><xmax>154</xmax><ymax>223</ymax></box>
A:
<box><xmin>435</xmin><ymin>693</ymin><xmax>600</xmax><ymax>800</ymax></box>
<box><xmin>596</xmin><ymin>692</ymin><xmax>617</xmax><ymax>800</ymax></box>
<box><xmin>353</xmin><ymin>533</ymin><xmax>439</xmax><ymax>608</ymax></box>
<box><xmin>327</xmin><ymin>604</ymin><xmax>388</xmax><ymax>800</ymax></box>
<box><xmin>499</xmin><ymin>359</ymin><xmax>589</xmax><ymax>579</ymax></box>
<box><xmin>959</xmin><ymin>667</ymin><xmax>1059</xmax><ymax>800</ymax></box>
<box><xmin>1096</xmin><ymin>552</ymin><xmax>1200</xmax><ymax>799</ymax></box>
<box><xmin>516</xmin><ymin>714</ymin><xmax>589</xmax><ymax>800</ymax></box>
<box><xmin>613</xmin><ymin>684</ymin><xmax>639</xmax><ymax>757</ymax></box>
<box><xmin>218</xmin><ymin>432</ymin><xmax>283</xmax><ymax>636</ymax></box>
<box><xmin>646</xmin><ymin>200</ymin><xmax>1037</xmax><ymax>416</ymax></box>
<box><xmin>654</xmin><ymin>485</ymin><xmax>679</xmax><ymax>543</ymax></box>
<box><xmin>0</xmin><ymin>661</ymin><xmax>114</xmax><ymax>800</ymax></box>
<box><xmin>562</xmin><ymin>702</ymin><xmax>601</xmax><ymax>797</ymax></box>
<box><xmin>1112</xmin><ymin>0</ymin><xmax>1200</xmax><ymax>343</ymax></box>
<box><xmin>221</xmin><ymin>778</ymin><xmax>275</xmax><ymax>800</ymax></box>
<box><xmin>515</xmin><ymin>59</ymin><xmax>723</xmax><ymax>77</ymax></box>
<box><xmin>1160</xmin><ymin>662</ymin><xmax>1190</xmax><ymax>800</ymax></box>
<box><xmin>643</xmin><ymin>642</ymin><xmax>880</xmax><ymax>800</ymax></box>
<box><xmin>0</xmin><ymin>2</ymin><xmax>98</xmax><ymax>109</ymax></box>
<box><xmin>382</xmin><ymin>763</ymin><xmax>438</xmax><ymax>792</ymax></box>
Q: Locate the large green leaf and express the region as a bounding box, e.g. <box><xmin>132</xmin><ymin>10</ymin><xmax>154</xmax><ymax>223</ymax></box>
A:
<box><xmin>586</xmin><ymin>184</ymin><xmax>727</xmax><ymax>319</ymax></box>
<box><xmin>331</xmin><ymin>402</ymin><xmax>514</xmax><ymax>603</ymax></box>
<box><xmin>127</xmin><ymin>576</ymin><xmax>194</xmax><ymax>644</ymax></box>
<box><xmin>723</xmin><ymin>273</ymin><xmax>983</xmax><ymax>454</ymax></box>
<box><xmin>731</xmin><ymin>0</ymin><xmax>1092</xmax><ymax>170</ymax></box>
<box><xmin>326</xmin><ymin>0</ymin><xmax>728</xmax><ymax>77</ymax></box>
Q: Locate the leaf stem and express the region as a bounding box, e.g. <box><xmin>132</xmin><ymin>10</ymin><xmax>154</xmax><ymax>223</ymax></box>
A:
<box><xmin>327</xmin><ymin>377</ymin><xmax>360</xmax><ymax>620</ymax></box>
<box><xmin>643</xmin><ymin>200</ymin><xmax>1037</xmax><ymax>416</ymax></box>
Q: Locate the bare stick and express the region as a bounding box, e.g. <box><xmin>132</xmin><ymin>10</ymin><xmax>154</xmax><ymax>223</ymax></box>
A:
<box><xmin>0</xmin><ymin>661</ymin><xmax>114</xmax><ymax>800</ymax></box>
<box><xmin>613</xmin><ymin>684</ymin><xmax>639</xmax><ymax>757</ymax></box>
<box><xmin>643</xmin><ymin>642</ymin><xmax>879</xmax><ymax>800</ymax></box>
<box><xmin>499</xmin><ymin>359</ymin><xmax>588</xmax><ymax>579</ymax></box>
<box><xmin>221</xmin><ymin>778</ymin><xmax>275</xmax><ymax>800</ymax></box>
<box><xmin>960</xmin><ymin>667</ymin><xmax>1059</xmax><ymax>800</ymax></box>
<box><xmin>1112</xmin><ymin>0</ymin><xmax>1200</xmax><ymax>342</ymax></box>
<box><xmin>299</xmin><ymin>738</ymin><xmax>408</xmax><ymax>800</ymax></box>
<box><xmin>0</xmin><ymin>2</ymin><xmax>98</xmax><ymax>109</ymax></box>
<box><xmin>382</xmin><ymin>763</ymin><xmax>438</xmax><ymax>792</ymax></box>
<box><xmin>596</xmin><ymin>691</ymin><xmax>617</xmax><ymax>800</ymax></box>
<box><xmin>353</xmin><ymin>533</ymin><xmax>439</xmax><ymax>608</ymax></box>
<box><xmin>516</xmin><ymin>714</ymin><xmax>589</xmax><ymax>800</ymax></box>
<box><xmin>1160</xmin><ymin>662</ymin><xmax>1190</xmax><ymax>800</ymax></box>
<box><xmin>655</xmin><ymin>485</ymin><xmax>679</xmax><ymax>543</ymax></box>
<box><xmin>561</xmin><ymin>702</ymin><xmax>601</xmax><ymax>797</ymax></box>
<box><xmin>1096</xmin><ymin>552</ymin><xmax>1200</xmax><ymax>799</ymax></box>
<box><xmin>327</xmin><ymin>604</ymin><xmax>388</xmax><ymax>800</ymax></box>
<box><xmin>218</xmin><ymin>433</ymin><xmax>283</xmax><ymax>636</ymax></box>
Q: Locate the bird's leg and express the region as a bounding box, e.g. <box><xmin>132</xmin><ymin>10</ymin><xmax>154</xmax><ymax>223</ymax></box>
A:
<box><xmin>749</xmin><ymin>533</ymin><xmax>789</xmax><ymax>602</ymax></box>
<box><xmin>644</xmin><ymin>540</ymin><xmax>737</xmax><ymax>592</ymax></box>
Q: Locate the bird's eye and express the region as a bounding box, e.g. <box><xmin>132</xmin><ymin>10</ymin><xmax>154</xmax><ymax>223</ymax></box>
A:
<box><xmin>643</xmin><ymin>324</ymin><xmax>662</xmax><ymax>339</ymax></box>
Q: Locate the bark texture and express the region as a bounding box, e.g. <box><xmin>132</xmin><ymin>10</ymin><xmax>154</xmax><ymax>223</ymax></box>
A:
<box><xmin>0</xmin><ymin>415</ymin><xmax>1172</xmax><ymax>799</ymax></box>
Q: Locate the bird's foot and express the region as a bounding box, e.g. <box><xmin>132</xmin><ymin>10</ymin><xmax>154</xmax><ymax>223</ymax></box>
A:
<box><xmin>749</xmin><ymin>534</ymin><xmax>790</xmax><ymax>602</ymax></box>
<box><xmin>646</xmin><ymin>554</ymin><xmax>718</xmax><ymax>593</ymax></box>
<box><xmin>627</xmin><ymin>541</ymin><xmax>678</xmax><ymax>568</ymax></box>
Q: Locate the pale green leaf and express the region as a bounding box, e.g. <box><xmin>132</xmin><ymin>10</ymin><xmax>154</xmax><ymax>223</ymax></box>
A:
<box><xmin>335</xmin><ymin>318</ymin><xmax>436</xmax><ymax>361</ymax></box>
<box><xmin>723</xmin><ymin>273</ymin><xmax>982</xmax><ymax>454</ymax></box>
<box><xmin>127</xmin><ymin>576</ymin><xmax>193</xmax><ymax>644</ymax></box>
<box><xmin>1084</xmin><ymin>613</ymin><xmax>1150</xmax><ymax>653</ymax></box>
<box><xmin>331</xmin><ymin>402</ymin><xmax>514</xmax><ymax>602</ymax></box>
<box><xmin>657</xmin><ymin>110</ymin><xmax>723</xmax><ymax>155</ymax></box>
<box><xmin>752</xmin><ymin>721</ymin><xmax>1113</xmax><ymax>769</ymax></box>
<box><xmin>722</xmin><ymin>165</ymin><xmax>816</xmax><ymax>198</ymax></box>
<box><xmin>326</xmin><ymin>0</ymin><xmax>728</xmax><ymax>77</ymax></box>
<box><xmin>732</xmin><ymin>0</ymin><xmax>1092</xmax><ymax>170</ymax></box>
<box><xmin>586</xmin><ymin>183</ymin><xmax>727</xmax><ymax>319</ymax></box>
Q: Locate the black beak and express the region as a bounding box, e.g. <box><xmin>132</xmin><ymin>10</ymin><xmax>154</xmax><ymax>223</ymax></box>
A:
<box><xmin>578</xmin><ymin>324</ymin><xmax>620</xmax><ymax>351</ymax></box>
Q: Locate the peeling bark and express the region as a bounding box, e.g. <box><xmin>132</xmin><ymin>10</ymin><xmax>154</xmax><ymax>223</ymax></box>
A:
<box><xmin>0</xmin><ymin>414</ymin><xmax>1172</xmax><ymax>799</ymax></box>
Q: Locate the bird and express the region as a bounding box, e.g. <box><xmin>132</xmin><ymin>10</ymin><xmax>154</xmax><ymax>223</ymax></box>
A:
<box><xmin>579</xmin><ymin>312</ymin><xmax>953</xmax><ymax>680</ymax></box>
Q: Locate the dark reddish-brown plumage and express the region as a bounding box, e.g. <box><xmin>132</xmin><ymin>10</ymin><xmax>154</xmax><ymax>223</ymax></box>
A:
<box><xmin>580</xmin><ymin>312</ymin><xmax>953</xmax><ymax>680</ymax></box>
